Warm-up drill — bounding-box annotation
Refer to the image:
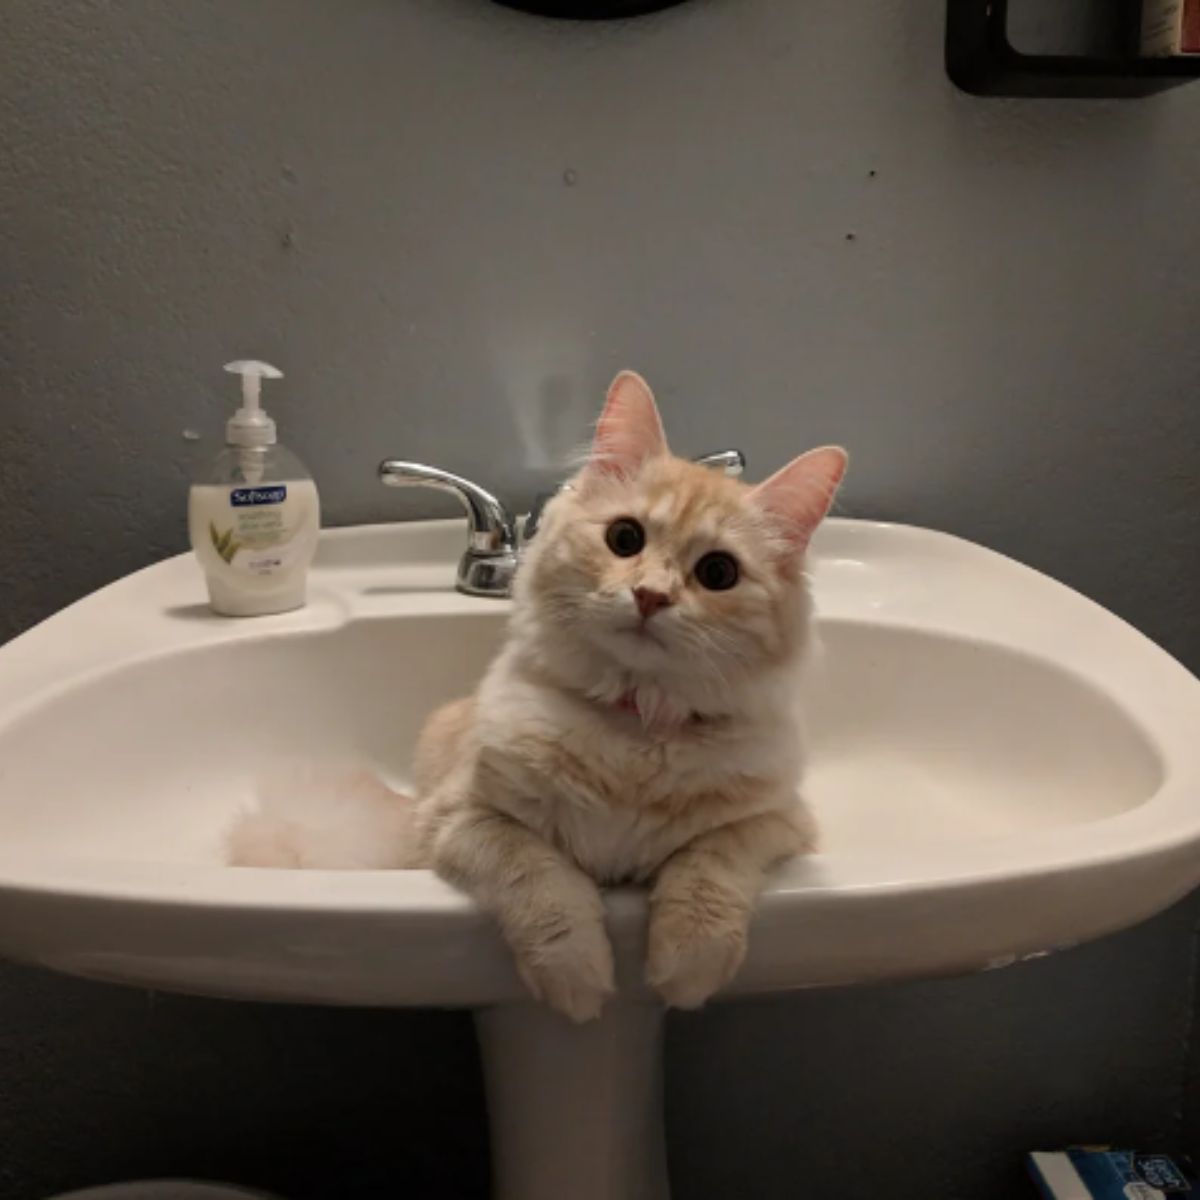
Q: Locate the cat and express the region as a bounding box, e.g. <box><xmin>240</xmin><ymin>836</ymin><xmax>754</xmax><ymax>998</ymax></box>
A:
<box><xmin>228</xmin><ymin>370</ymin><xmax>846</xmax><ymax>1022</ymax></box>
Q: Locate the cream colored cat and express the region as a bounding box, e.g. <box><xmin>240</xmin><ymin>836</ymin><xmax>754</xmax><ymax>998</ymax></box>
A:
<box><xmin>229</xmin><ymin>371</ymin><xmax>846</xmax><ymax>1023</ymax></box>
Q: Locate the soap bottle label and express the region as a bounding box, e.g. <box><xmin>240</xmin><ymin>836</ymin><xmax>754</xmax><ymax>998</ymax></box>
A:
<box><xmin>191</xmin><ymin>480</ymin><xmax>319</xmax><ymax>583</ymax></box>
<box><xmin>231</xmin><ymin>485</ymin><xmax>289</xmax><ymax>507</ymax></box>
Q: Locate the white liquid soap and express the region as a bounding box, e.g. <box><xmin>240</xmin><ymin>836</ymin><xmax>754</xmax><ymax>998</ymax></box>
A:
<box><xmin>188</xmin><ymin>360</ymin><xmax>321</xmax><ymax>616</ymax></box>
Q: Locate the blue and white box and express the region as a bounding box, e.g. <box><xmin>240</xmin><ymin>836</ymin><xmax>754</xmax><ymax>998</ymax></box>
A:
<box><xmin>1029</xmin><ymin>1148</ymin><xmax>1197</xmax><ymax>1198</ymax></box>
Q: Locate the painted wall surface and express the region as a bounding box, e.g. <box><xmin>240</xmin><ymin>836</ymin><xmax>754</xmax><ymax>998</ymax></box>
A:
<box><xmin>2</xmin><ymin>1</ymin><xmax>1198</xmax><ymax>1196</ymax></box>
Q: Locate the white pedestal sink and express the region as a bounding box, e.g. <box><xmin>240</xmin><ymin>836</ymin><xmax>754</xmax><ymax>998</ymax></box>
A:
<box><xmin>0</xmin><ymin>519</ymin><xmax>1198</xmax><ymax>1200</ymax></box>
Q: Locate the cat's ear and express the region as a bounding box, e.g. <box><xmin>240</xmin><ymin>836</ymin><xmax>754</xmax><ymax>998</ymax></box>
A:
<box><xmin>585</xmin><ymin>371</ymin><xmax>669</xmax><ymax>479</ymax></box>
<box><xmin>750</xmin><ymin>446</ymin><xmax>847</xmax><ymax>551</ymax></box>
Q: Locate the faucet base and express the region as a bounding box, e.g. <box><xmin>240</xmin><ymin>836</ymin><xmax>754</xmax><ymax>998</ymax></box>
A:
<box><xmin>458</xmin><ymin>554</ymin><xmax>519</xmax><ymax>598</ymax></box>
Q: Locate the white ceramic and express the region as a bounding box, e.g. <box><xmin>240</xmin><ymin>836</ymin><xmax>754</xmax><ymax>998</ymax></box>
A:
<box><xmin>2</xmin><ymin>518</ymin><xmax>1198</xmax><ymax>1200</ymax></box>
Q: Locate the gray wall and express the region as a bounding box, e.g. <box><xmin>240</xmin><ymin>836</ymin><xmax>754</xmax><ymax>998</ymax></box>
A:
<box><xmin>2</xmin><ymin>1</ymin><xmax>1199</xmax><ymax>1196</ymax></box>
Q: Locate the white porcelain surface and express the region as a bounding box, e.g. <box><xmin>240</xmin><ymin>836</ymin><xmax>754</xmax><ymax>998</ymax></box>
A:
<box><xmin>0</xmin><ymin>519</ymin><xmax>1197</xmax><ymax>1005</ymax></box>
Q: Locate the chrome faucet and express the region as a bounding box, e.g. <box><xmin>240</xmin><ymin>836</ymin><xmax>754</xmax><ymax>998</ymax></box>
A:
<box><xmin>379</xmin><ymin>450</ymin><xmax>746</xmax><ymax>599</ymax></box>
<box><xmin>378</xmin><ymin>462</ymin><xmax>519</xmax><ymax>597</ymax></box>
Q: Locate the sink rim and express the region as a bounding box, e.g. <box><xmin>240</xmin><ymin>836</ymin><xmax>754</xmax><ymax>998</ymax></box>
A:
<box><xmin>0</xmin><ymin>517</ymin><xmax>1196</xmax><ymax>919</ymax></box>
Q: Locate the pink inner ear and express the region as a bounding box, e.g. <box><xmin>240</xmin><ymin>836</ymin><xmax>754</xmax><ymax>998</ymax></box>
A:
<box><xmin>588</xmin><ymin>371</ymin><xmax>669</xmax><ymax>478</ymax></box>
<box><xmin>750</xmin><ymin>446</ymin><xmax>848</xmax><ymax>550</ymax></box>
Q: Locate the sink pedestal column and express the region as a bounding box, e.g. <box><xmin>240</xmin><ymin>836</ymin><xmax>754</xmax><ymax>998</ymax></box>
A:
<box><xmin>474</xmin><ymin>1000</ymin><xmax>669</xmax><ymax>1200</ymax></box>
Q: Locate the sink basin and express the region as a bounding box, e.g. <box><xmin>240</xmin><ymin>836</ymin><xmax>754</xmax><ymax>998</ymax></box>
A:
<box><xmin>1</xmin><ymin>517</ymin><xmax>1197</xmax><ymax>1200</ymax></box>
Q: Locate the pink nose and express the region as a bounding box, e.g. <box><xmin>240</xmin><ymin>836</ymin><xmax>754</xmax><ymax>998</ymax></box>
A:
<box><xmin>633</xmin><ymin>587</ymin><xmax>671</xmax><ymax>620</ymax></box>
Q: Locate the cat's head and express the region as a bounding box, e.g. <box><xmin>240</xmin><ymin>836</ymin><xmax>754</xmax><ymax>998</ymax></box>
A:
<box><xmin>516</xmin><ymin>371</ymin><xmax>846</xmax><ymax>712</ymax></box>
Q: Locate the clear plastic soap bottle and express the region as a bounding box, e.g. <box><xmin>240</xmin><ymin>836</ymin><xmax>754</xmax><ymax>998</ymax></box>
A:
<box><xmin>188</xmin><ymin>360</ymin><xmax>321</xmax><ymax>616</ymax></box>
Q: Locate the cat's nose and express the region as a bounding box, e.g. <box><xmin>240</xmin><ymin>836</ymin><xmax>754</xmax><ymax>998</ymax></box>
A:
<box><xmin>633</xmin><ymin>587</ymin><xmax>672</xmax><ymax>620</ymax></box>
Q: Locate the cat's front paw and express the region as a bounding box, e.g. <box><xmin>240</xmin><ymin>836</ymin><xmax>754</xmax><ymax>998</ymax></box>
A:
<box><xmin>512</xmin><ymin>917</ymin><xmax>615</xmax><ymax>1023</ymax></box>
<box><xmin>646</xmin><ymin>901</ymin><xmax>749</xmax><ymax>1010</ymax></box>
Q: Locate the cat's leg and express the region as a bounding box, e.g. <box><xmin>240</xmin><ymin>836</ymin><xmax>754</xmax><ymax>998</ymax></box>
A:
<box><xmin>646</xmin><ymin>808</ymin><xmax>811</xmax><ymax>1010</ymax></box>
<box><xmin>430</xmin><ymin>802</ymin><xmax>615</xmax><ymax>1023</ymax></box>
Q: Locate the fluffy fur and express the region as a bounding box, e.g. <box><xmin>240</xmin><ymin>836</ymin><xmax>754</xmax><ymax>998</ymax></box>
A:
<box><xmin>227</xmin><ymin>371</ymin><xmax>846</xmax><ymax>1021</ymax></box>
<box><xmin>227</xmin><ymin>765</ymin><xmax>420</xmax><ymax>870</ymax></box>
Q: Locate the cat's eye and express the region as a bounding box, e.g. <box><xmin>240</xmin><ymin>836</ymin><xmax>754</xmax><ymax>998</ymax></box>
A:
<box><xmin>605</xmin><ymin>518</ymin><xmax>645</xmax><ymax>558</ymax></box>
<box><xmin>694</xmin><ymin>551</ymin><xmax>739</xmax><ymax>591</ymax></box>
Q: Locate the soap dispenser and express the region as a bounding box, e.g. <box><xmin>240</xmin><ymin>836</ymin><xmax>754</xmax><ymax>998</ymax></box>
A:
<box><xmin>188</xmin><ymin>360</ymin><xmax>321</xmax><ymax>616</ymax></box>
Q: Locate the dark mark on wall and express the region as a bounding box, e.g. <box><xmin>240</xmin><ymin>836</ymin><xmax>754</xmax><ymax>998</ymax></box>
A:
<box><xmin>563</xmin><ymin>168</ymin><xmax>578</xmax><ymax>186</ymax></box>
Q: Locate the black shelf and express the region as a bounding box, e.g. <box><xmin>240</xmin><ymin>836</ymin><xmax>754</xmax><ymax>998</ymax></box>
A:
<box><xmin>947</xmin><ymin>0</ymin><xmax>1200</xmax><ymax>97</ymax></box>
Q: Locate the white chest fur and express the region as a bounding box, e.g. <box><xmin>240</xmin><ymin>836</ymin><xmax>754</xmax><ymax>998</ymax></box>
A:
<box><xmin>475</xmin><ymin>673</ymin><xmax>803</xmax><ymax>883</ymax></box>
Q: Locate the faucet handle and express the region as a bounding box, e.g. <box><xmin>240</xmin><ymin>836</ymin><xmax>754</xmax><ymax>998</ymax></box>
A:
<box><xmin>379</xmin><ymin>460</ymin><xmax>519</xmax><ymax>596</ymax></box>
<box><xmin>379</xmin><ymin>461</ymin><xmax>516</xmax><ymax>553</ymax></box>
<box><xmin>692</xmin><ymin>449</ymin><xmax>746</xmax><ymax>477</ymax></box>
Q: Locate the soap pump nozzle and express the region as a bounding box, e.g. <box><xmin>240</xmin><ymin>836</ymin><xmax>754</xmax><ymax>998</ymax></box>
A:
<box><xmin>223</xmin><ymin>359</ymin><xmax>283</xmax><ymax>447</ymax></box>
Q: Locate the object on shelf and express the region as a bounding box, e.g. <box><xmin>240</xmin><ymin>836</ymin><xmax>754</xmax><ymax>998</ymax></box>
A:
<box><xmin>1140</xmin><ymin>0</ymin><xmax>1200</xmax><ymax>53</ymax></box>
<box><xmin>1141</xmin><ymin>0</ymin><xmax>1186</xmax><ymax>55</ymax></box>
<box><xmin>947</xmin><ymin>0</ymin><xmax>1200</xmax><ymax>97</ymax></box>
